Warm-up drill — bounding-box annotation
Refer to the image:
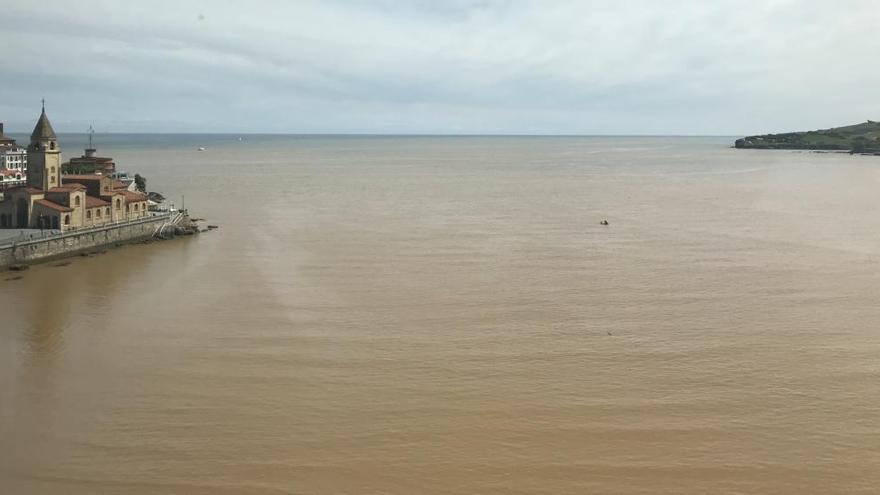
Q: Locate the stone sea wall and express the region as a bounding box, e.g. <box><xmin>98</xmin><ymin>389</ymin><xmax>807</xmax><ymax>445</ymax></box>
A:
<box><xmin>0</xmin><ymin>213</ymin><xmax>174</xmax><ymax>268</ymax></box>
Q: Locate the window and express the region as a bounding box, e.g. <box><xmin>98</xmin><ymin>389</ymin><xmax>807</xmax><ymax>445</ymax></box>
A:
<box><xmin>87</xmin><ymin>210</ymin><xmax>91</xmax><ymax>219</ymax></box>
<box><xmin>96</xmin><ymin>209</ymin><xmax>101</xmax><ymax>218</ymax></box>
<box><xmin>64</xmin><ymin>215</ymin><xmax>70</xmax><ymax>225</ymax></box>
<box><xmin>50</xmin><ymin>141</ymin><xmax>55</xmax><ymax>150</ymax></box>
<box><xmin>51</xmin><ymin>166</ymin><xmax>55</xmax><ymax>173</ymax></box>
<box><xmin>75</xmin><ymin>196</ymin><xmax>81</xmax><ymax>207</ymax></box>
<box><xmin>106</xmin><ymin>207</ymin><xmax>110</xmax><ymax>215</ymax></box>
<box><xmin>134</xmin><ymin>203</ymin><xmax>139</xmax><ymax>211</ymax></box>
<box><xmin>116</xmin><ymin>198</ymin><xmax>121</xmax><ymax>209</ymax></box>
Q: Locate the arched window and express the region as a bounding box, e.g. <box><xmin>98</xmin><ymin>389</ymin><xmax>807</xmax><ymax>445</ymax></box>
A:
<box><xmin>116</xmin><ymin>198</ymin><xmax>121</xmax><ymax>209</ymax></box>
<box><xmin>64</xmin><ymin>215</ymin><xmax>70</xmax><ymax>225</ymax></box>
<box><xmin>106</xmin><ymin>207</ymin><xmax>110</xmax><ymax>215</ymax></box>
<box><xmin>50</xmin><ymin>141</ymin><xmax>55</xmax><ymax>150</ymax></box>
<box><xmin>134</xmin><ymin>203</ymin><xmax>139</xmax><ymax>211</ymax></box>
<box><xmin>50</xmin><ymin>166</ymin><xmax>55</xmax><ymax>173</ymax></box>
<box><xmin>74</xmin><ymin>196</ymin><xmax>81</xmax><ymax>207</ymax></box>
<box><xmin>87</xmin><ymin>210</ymin><xmax>91</xmax><ymax>219</ymax></box>
<box><xmin>96</xmin><ymin>209</ymin><xmax>102</xmax><ymax>218</ymax></box>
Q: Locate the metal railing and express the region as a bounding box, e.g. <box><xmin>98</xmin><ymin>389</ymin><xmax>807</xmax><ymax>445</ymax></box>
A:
<box><xmin>0</xmin><ymin>212</ymin><xmax>172</xmax><ymax>249</ymax></box>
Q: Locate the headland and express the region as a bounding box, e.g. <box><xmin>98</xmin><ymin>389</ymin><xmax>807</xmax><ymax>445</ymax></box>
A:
<box><xmin>735</xmin><ymin>121</ymin><xmax>880</xmax><ymax>154</ymax></box>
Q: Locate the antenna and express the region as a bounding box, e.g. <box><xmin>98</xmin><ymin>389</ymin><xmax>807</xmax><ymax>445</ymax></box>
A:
<box><xmin>41</xmin><ymin>98</ymin><xmax>45</xmax><ymax>111</ymax></box>
<box><xmin>88</xmin><ymin>125</ymin><xmax>95</xmax><ymax>149</ymax></box>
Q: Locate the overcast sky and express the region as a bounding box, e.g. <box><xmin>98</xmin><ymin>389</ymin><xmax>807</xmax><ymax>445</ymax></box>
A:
<box><xmin>0</xmin><ymin>0</ymin><xmax>877</xmax><ymax>135</ymax></box>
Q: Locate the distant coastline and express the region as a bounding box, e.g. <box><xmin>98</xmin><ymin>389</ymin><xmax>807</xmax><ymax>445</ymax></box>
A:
<box><xmin>735</xmin><ymin>121</ymin><xmax>880</xmax><ymax>154</ymax></box>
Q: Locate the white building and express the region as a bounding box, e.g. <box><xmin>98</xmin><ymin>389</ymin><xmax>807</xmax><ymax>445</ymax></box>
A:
<box><xmin>0</xmin><ymin>122</ymin><xmax>27</xmax><ymax>188</ymax></box>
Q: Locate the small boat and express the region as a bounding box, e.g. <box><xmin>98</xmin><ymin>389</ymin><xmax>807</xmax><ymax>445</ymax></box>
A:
<box><xmin>197</xmin><ymin>147</ymin><xmax>207</xmax><ymax>151</ymax></box>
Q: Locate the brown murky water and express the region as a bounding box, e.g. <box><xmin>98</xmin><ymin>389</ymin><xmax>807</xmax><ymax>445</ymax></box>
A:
<box><xmin>2</xmin><ymin>136</ymin><xmax>880</xmax><ymax>494</ymax></box>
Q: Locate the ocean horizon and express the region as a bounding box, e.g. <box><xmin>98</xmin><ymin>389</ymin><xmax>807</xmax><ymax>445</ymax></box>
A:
<box><xmin>3</xmin><ymin>135</ymin><xmax>880</xmax><ymax>493</ymax></box>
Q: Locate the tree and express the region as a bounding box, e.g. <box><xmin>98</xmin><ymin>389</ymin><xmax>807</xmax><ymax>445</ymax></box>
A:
<box><xmin>134</xmin><ymin>173</ymin><xmax>146</xmax><ymax>192</ymax></box>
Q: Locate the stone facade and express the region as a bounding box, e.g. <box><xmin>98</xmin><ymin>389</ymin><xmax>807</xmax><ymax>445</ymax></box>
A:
<box><xmin>0</xmin><ymin>213</ymin><xmax>173</xmax><ymax>268</ymax></box>
<box><xmin>0</xmin><ymin>106</ymin><xmax>149</xmax><ymax>231</ymax></box>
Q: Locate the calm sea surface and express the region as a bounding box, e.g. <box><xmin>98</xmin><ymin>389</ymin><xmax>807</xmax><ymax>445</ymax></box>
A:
<box><xmin>2</xmin><ymin>135</ymin><xmax>880</xmax><ymax>494</ymax></box>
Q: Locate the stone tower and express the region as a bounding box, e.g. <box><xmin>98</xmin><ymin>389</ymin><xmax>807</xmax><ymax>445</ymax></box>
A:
<box><xmin>27</xmin><ymin>102</ymin><xmax>61</xmax><ymax>191</ymax></box>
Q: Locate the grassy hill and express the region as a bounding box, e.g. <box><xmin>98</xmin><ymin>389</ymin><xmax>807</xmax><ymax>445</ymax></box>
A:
<box><xmin>735</xmin><ymin>121</ymin><xmax>880</xmax><ymax>153</ymax></box>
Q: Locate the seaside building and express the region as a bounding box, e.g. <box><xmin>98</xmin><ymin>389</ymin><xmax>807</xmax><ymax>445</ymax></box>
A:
<box><xmin>0</xmin><ymin>122</ymin><xmax>28</xmax><ymax>189</ymax></box>
<box><xmin>0</xmin><ymin>105</ymin><xmax>148</xmax><ymax>231</ymax></box>
<box><xmin>0</xmin><ymin>123</ymin><xmax>15</xmax><ymax>151</ymax></box>
<box><xmin>64</xmin><ymin>127</ymin><xmax>117</xmax><ymax>175</ymax></box>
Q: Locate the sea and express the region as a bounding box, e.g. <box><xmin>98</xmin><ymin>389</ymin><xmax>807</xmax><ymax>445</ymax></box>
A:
<box><xmin>2</xmin><ymin>135</ymin><xmax>880</xmax><ymax>494</ymax></box>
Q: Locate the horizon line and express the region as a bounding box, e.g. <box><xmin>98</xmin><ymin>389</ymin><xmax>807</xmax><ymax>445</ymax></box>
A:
<box><xmin>1</xmin><ymin>131</ymin><xmax>740</xmax><ymax>138</ymax></box>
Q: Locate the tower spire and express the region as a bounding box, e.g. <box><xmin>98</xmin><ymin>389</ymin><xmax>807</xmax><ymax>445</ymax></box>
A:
<box><xmin>27</xmin><ymin>102</ymin><xmax>61</xmax><ymax>191</ymax></box>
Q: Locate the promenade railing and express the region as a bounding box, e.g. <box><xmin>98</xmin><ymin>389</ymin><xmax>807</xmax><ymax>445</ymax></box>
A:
<box><xmin>0</xmin><ymin>212</ymin><xmax>172</xmax><ymax>249</ymax></box>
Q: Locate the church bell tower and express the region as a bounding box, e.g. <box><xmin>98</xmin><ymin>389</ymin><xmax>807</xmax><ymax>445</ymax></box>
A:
<box><xmin>27</xmin><ymin>100</ymin><xmax>61</xmax><ymax>191</ymax></box>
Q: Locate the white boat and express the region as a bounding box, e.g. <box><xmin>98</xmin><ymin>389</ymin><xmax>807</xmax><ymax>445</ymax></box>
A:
<box><xmin>197</xmin><ymin>147</ymin><xmax>207</xmax><ymax>151</ymax></box>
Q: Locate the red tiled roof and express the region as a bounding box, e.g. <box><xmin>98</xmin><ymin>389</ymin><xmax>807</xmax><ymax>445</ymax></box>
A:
<box><xmin>121</xmin><ymin>190</ymin><xmax>146</xmax><ymax>202</ymax></box>
<box><xmin>2</xmin><ymin>186</ymin><xmax>42</xmax><ymax>195</ymax></box>
<box><xmin>85</xmin><ymin>196</ymin><xmax>110</xmax><ymax>208</ymax></box>
<box><xmin>34</xmin><ymin>199</ymin><xmax>73</xmax><ymax>213</ymax></box>
<box><xmin>112</xmin><ymin>180</ymin><xmax>128</xmax><ymax>189</ymax></box>
<box><xmin>48</xmin><ymin>184</ymin><xmax>86</xmax><ymax>192</ymax></box>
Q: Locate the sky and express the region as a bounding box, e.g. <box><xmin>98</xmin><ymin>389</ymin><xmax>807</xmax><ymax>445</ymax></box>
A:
<box><xmin>0</xmin><ymin>0</ymin><xmax>878</xmax><ymax>135</ymax></box>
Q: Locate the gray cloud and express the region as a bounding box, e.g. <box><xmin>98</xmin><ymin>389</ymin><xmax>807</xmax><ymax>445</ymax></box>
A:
<box><xmin>0</xmin><ymin>0</ymin><xmax>877</xmax><ymax>134</ymax></box>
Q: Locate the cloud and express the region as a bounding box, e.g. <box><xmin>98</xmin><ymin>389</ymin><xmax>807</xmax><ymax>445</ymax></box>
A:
<box><xmin>0</xmin><ymin>0</ymin><xmax>878</xmax><ymax>134</ymax></box>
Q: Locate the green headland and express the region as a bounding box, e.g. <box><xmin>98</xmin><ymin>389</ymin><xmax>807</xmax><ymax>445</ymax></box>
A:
<box><xmin>735</xmin><ymin>121</ymin><xmax>880</xmax><ymax>154</ymax></box>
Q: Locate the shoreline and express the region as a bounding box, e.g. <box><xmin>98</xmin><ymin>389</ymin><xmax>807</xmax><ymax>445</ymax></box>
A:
<box><xmin>0</xmin><ymin>212</ymin><xmax>201</xmax><ymax>270</ymax></box>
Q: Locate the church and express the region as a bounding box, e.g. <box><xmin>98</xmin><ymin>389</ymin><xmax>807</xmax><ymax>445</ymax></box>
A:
<box><xmin>0</xmin><ymin>105</ymin><xmax>149</xmax><ymax>231</ymax></box>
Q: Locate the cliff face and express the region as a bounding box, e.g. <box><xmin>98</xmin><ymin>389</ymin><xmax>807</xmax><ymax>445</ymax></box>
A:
<box><xmin>735</xmin><ymin>121</ymin><xmax>880</xmax><ymax>153</ymax></box>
